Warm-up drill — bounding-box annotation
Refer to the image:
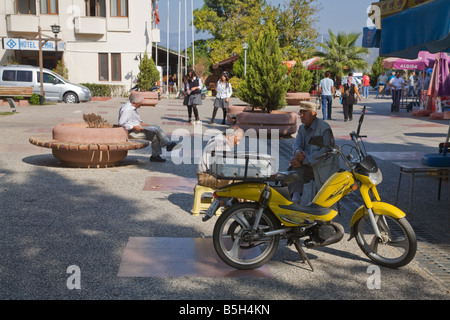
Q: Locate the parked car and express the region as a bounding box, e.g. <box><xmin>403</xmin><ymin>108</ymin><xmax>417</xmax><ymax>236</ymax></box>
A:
<box><xmin>0</xmin><ymin>65</ymin><xmax>91</xmax><ymax>103</ymax></box>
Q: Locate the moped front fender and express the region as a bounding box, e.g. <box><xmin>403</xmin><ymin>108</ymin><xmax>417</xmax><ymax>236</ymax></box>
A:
<box><xmin>348</xmin><ymin>202</ymin><xmax>406</xmax><ymax>240</ymax></box>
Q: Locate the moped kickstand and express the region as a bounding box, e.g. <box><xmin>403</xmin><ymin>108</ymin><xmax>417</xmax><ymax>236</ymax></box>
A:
<box><xmin>292</xmin><ymin>239</ymin><xmax>314</xmax><ymax>272</ymax></box>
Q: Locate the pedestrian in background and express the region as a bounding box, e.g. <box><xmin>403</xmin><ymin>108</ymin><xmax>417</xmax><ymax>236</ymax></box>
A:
<box><xmin>341</xmin><ymin>73</ymin><xmax>361</xmax><ymax>121</ymax></box>
<box><xmin>187</xmin><ymin>70</ymin><xmax>202</xmax><ymax>124</ymax></box>
<box><xmin>182</xmin><ymin>75</ymin><xmax>191</xmax><ymax>122</ymax></box>
<box><xmin>318</xmin><ymin>71</ymin><xmax>335</xmax><ymax>120</ymax></box>
<box><xmin>407</xmin><ymin>71</ymin><xmax>417</xmax><ymax>97</ymax></box>
<box><xmin>389</xmin><ymin>71</ymin><xmax>405</xmax><ymax>112</ymax></box>
<box><xmin>210</xmin><ymin>72</ymin><xmax>233</xmax><ymax>124</ymax></box>
<box><xmin>362</xmin><ymin>73</ymin><xmax>370</xmax><ymax>98</ymax></box>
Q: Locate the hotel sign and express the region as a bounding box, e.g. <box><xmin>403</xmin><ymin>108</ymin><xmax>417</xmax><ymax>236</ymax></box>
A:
<box><xmin>2</xmin><ymin>38</ymin><xmax>65</xmax><ymax>51</ymax></box>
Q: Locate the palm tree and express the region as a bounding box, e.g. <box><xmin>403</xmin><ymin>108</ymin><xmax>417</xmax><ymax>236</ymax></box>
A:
<box><xmin>315</xmin><ymin>30</ymin><xmax>369</xmax><ymax>85</ymax></box>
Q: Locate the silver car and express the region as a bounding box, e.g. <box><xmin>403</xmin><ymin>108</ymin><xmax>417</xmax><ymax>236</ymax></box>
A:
<box><xmin>0</xmin><ymin>65</ymin><xmax>91</xmax><ymax>103</ymax></box>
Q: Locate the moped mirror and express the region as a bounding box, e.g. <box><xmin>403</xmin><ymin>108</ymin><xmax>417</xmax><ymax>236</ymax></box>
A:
<box><xmin>356</xmin><ymin>106</ymin><xmax>366</xmax><ymax>136</ymax></box>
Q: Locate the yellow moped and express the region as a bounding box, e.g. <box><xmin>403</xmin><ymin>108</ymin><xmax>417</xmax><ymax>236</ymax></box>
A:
<box><xmin>203</xmin><ymin>107</ymin><xmax>417</xmax><ymax>271</ymax></box>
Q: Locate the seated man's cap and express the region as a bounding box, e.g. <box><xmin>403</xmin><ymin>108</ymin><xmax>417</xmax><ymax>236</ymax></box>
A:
<box><xmin>299</xmin><ymin>101</ymin><xmax>317</xmax><ymax>112</ymax></box>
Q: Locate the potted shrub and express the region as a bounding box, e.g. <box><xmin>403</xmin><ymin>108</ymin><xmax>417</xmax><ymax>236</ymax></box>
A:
<box><xmin>286</xmin><ymin>62</ymin><xmax>312</xmax><ymax>105</ymax></box>
<box><xmin>234</xmin><ymin>23</ymin><xmax>297</xmax><ymax>136</ymax></box>
<box><xmin>29</xmin><ymin>113</ymin><xmax>149</xmax><ymax>168</ymax></box>
<box><xmin>131</xmin><ymin>51</ymin><xmax>160</xmax><ymax>106</ymax></box>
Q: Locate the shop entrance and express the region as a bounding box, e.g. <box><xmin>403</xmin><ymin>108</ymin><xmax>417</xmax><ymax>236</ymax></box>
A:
<box><xmin>12</xmin><ymin>50</ymin><xmax>62</xmax><ymax>70</ymax></box>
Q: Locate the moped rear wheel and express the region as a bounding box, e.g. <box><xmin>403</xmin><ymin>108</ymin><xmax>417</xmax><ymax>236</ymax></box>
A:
<box><xmin>354</xmin><ymin>215</ymin><xmax>417</xmax><ymax>268</ymax></box>
<box><xmin>213</xmin><ymin>203</ymin><xmax>281</xmax><ymax>270</ymax></box>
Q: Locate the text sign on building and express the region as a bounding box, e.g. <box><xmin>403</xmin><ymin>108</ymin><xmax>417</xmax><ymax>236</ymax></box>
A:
<box><xmin>2</xmin><ymin>38</ymin><xmax>65</xmax><ymax>51</ymax></box>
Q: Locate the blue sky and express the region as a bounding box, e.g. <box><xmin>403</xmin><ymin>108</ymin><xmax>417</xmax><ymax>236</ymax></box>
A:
<box><xmin>156</xmin><ymin>0</ymin><xmax>375</xmax><ymax>50</ymax></box>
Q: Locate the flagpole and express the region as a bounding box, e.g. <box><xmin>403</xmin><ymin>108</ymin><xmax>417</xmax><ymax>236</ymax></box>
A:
<box><xmin>185</xmin><ymin>0</ymin><xmax>187</xmax><ymax>73</ymax></box>
<box><xmin>155</xmin><ymin>2</ymin><xmax>159</xmax><ymax>66</ymax></box>
<box><xmin>167</xmin><ymin>0</ymin><xmax>170</xmax><ymax>98</ymax></box>
<box><xmin>178</xmin><ymin>0</ymin><xmax>181</xmax><ymax>90</ymax></box>
<box><xmin>191</xmin><ymin>0</ymin><xmax>194</xmax><ymax>71</ymax></box>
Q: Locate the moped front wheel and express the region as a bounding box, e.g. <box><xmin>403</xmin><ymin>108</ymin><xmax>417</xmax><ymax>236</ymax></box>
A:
<box><xmin>213</xmin><ymin>203</ymin><xmax>281</xmax><ymax>270</ymax></box>
<box><xmin>354</xmin><ymin>215</ymin><xmax>417</xmax><ymax>268</ymax></box>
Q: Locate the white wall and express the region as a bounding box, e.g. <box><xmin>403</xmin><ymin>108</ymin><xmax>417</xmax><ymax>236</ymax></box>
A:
<box><xmin>0</xmin><ymin>0</ymin><xmax>157</xmax><ymax>92</ymax></box>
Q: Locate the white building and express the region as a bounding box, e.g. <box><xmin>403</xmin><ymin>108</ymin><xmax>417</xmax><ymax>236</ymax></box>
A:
<box><xmin>0</xmin><ymin>0</ymin><xmax>162</xmax><ymax>93</ymax></box>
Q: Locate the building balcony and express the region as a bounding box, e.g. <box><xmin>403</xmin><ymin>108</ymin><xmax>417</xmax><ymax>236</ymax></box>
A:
<box><xmin>6</xmin><ymin>15</ymin><xmax>39</xmax><ymax>34</ymax></box>
<box><xmin>74</xmin><ymin>17</ymin><xmax>106</xmax><ymax>35</ymax></box>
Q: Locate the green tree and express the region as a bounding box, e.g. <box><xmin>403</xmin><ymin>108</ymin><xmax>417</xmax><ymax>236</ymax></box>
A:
<box><xmin>194</xmin><ymin>0</ymin><xmax>319</xmax><ymax>64</ymax></box>
<box><xmin>136</xmin><ymin>51</ymin><xmax>160</xmax><ymax>91</ymax></box>
<box><xmin>276</xmin><ymin>0</ymin><xmax>320</xmax><ymax>60</ymax></box>
<box><xmin>237</xmin><ymin>23</ymin><xmax>289</xmax><ymax>112</ymax></box>
<box><xmin>315</xmin><ymin>30</ymin><xmax>369</xmax><ymax>84</ymax></box>
<box><xmin>288</xmin><ymin>63</ymin><xmax>313</xmax><ymax>92</ymax></box>
<box><xmin>369</xmin><ymin>56</ymin><xmax>384</xmax><ymax>87</ymax></box>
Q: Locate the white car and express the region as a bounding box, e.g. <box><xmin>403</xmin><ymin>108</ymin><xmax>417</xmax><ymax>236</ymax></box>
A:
<box><xmin>0</xmin><ymin>65</ymin><xmax>91</xmax><ymax>103</ymax></box>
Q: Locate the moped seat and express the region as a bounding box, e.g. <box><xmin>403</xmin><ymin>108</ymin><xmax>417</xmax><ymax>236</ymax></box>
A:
<box><xmin>280</xmin><ymin>202</ymin><xmax>333</xmax><ymax>216</ymax></box>
<box><xmin>272</xmin><ymin>171</ymin><xmax>300</xmax><ymax>184</ymax></box>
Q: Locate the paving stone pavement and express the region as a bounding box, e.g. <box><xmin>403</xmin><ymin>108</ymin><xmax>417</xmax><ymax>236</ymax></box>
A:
<box><xmin>0</xmin><ymin>94</ymin><xmax>448</xmax><ymax>302</ymax></box>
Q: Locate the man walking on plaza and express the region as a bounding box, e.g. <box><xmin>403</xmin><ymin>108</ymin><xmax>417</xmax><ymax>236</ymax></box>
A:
<box><xmin>318</xmin><ymin>71</ymin><xmax>335</xmax><ymax>120</ymax></box>
<box><xmin>118</xmin><ymin>94</ymin><xmax>177</xmax><ymax>162</ymax></box>
<box><xmin>389</xmin><ymin>71</ymin><xmax>406</xmax><ymax>112</ymax></box>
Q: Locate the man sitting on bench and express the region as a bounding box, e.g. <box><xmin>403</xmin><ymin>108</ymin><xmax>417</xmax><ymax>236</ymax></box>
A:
<box><xmin>118</xmin><ymin>94</ymin><xmax>177</xmax><ymax>162</ymax></box>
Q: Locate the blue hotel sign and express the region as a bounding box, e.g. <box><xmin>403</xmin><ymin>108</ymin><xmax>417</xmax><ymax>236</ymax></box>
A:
<box><xmin>2</xmin><ymin>38</ymin><xmax>65</xmax><ymax>51</ymax></box>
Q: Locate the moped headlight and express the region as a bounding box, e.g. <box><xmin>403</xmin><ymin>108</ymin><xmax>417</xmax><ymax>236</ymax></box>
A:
<box><xmin>369</xmin><ymin>169</ymin><xmax>383</xmax><ymax>185</ymax></box>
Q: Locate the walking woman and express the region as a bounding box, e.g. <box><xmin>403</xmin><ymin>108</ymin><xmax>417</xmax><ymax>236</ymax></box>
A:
<box><xmin>341</xmin><ymin>73</ymin><xmax>361</xmax><ymax>121</ymax></box>
<box><xmin>181</xmin><ymin>75</ymin><xmax>191</xmax><ymax>122</ymax></box>
<box><xmin>187</xmin><ymin>70</ymin><xmax>202</xmax><ymax>124</ymax></box>
<box><xmin>210</xmin><ymin>72</ymin><xmax>233</xmax><ymax>124</ymax></box>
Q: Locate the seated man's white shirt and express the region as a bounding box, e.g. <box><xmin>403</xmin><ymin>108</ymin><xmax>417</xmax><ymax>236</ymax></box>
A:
<box><xmin>118</xmin><ymin>101</ymin><xmax>141</xmax><ymax>131</ymax></box>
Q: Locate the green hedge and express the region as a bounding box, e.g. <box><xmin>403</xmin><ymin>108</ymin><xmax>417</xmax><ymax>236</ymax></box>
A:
<box><xmin>80</xmin><ymin>83</ymin><xmax>127</xmax><ymax>97</ymax></box>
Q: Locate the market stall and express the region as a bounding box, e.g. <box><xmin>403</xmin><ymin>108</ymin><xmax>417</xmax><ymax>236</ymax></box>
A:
<box><xmin>382</xmin><ymin>51</ymin><xmax>436</xmax><ymax>111</ymax></box>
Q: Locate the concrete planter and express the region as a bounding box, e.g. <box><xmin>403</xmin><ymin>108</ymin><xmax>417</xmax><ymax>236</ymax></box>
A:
<box><xmin>286</xmin><ymin>92</ymin><xmax>310</xmax><ymax>105</ymax></box>
<box><xmin>29</xmin><ymin>123</ymin><xmax>149</xmax><ymax>168</ymax></box>
<box><xmin>130</xmin><ymin>91</ymin><xmax>158</xmax><ymax>106</ymax></box>
<box><xmin>226</xmin><ymin>104</ymin><xmax>250</xmax><ymax>124</ymax></box>
<box><xmin>236</xmin><ymin>110</ymin><xmax>298</xmax><ymax>137</ymax></box>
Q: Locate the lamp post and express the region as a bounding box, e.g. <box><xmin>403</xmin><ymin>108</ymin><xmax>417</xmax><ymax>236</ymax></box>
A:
<box><xmin>51</xmin><ymin>24</ymin><xmax>61</xmax><ymax>50</ymax></box>
<box><xmin>38</xmin><ymin>25</ymin><xmax>61</xmax><ymax>105</ymax></box>
<box><xmin>243</xmin><ymin>42</ymin><xmax>249</xmax><ymax>76</ymax></box>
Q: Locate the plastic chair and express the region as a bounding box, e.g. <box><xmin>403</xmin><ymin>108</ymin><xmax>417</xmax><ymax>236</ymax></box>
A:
<box><xmin>191</xmin><ymin>184</ymin><xmax>221</xmax><ymax>216</ymax></box>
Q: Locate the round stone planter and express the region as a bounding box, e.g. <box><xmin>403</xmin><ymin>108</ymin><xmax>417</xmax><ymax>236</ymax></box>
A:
<box><xmin>286</xmin><ymin>92</ymin><xmax>310</xmax><ymax>105</ymax></box>
<box><xmin>226</xmin><ymin>104</ymin><xmax>249</xmax><ymax>124</ymax></box>
<box><xmin>130</xmin><ymin>90</ymin><xmax>158</xmax><ymax>106</ymax></box>
<box><xmin>236</xmin><ymin>110</ymin><xmax>298</xmax><ymax>137</ymax></box>
<box><xmin>29</xmin><ymin>123</ymin><xmax>149</xmax><ymax>168</ymax></box>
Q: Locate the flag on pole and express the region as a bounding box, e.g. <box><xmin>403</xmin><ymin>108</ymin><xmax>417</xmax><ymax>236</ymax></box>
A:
<box><xmin>154</xmin><ymin>4</ymin><xmax>160</xmax><ymax>25</ymax></box>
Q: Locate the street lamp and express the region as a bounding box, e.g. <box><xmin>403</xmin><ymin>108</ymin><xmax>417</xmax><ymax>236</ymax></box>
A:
<box><xmin>51</xmin><ymin>24</ymin><xmax>60</xmax><ymax>51</ymax></box>
<box><xmin>243</xmin><ymin>42</ymin><xmax>249</xmax><ymax>76</ymax></box>
<box><xmin>38</xmin><ymin>24</ymin><xmax>61</xmax><ymax>105</ymax></box>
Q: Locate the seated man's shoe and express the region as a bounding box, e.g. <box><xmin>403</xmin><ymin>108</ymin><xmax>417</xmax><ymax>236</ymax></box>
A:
<box><xmin>150</xmin><ymin>155</ymin><xmax>166</xmax><ymax>162</ymax></box>
<box><xmin>165</xmin><ymin>142</ymin><xmax>178</xmax><ymax>152</ymax></box>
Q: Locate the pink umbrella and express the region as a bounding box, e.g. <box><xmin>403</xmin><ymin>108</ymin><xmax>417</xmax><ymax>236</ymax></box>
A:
<box><xmin>383</xmin><ymin>56</ymin><xmax>427</xmax><ymax>70</ymax></box>
<box><xmin>382</xmin><ymin>51</ymin><xmax>438</xmax><ymax>70</ymax></box>
<box><xmin>302</xmin><ymin>57</ymin><xmax>323</xmax><ymax>70</ymax></box>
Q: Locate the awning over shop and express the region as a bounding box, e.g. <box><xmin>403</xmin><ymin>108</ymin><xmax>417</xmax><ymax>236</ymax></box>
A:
<box><xmin>380</xmin><ymin>0</ymin><xmax>450</xmax><ymax>58</ymax></box>
<box><xmin>382</xmin><ymin>51</ymin><xmax>438</xmax><ymax>70</ymax></box>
